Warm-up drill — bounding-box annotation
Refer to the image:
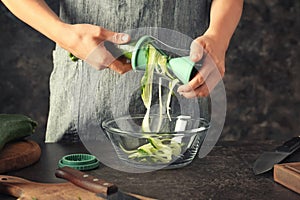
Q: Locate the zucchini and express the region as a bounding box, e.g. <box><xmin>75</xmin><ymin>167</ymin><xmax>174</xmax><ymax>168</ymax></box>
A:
<box><xmin>0</xmin><ymin>114</ymin><xmax>37</xmax><ymax>151</ymax></box>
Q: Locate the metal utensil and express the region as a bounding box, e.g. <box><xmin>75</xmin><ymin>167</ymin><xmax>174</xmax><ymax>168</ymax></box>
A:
<box><xmin>55</xmin><ymin>166</ymin><xmax>151</xmax><ymax>200</ymax></box>
<box><xmin>253</xmin><ymin>136</ymin><xmax>300</xmax><ymax>175</ymax></box>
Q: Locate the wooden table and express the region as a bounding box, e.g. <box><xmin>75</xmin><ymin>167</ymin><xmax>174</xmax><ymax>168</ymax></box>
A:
<box><xmin>1</xmin><ymin>141</ymin><xmax>299</xmax><ymax>200</ymax></box>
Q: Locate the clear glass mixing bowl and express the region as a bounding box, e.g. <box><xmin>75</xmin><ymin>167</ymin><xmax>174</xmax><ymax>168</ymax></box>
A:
<box><xmin>102</xmin><ymin>114</ymin><xmax>209</xmax><ymax>170</ymax></box>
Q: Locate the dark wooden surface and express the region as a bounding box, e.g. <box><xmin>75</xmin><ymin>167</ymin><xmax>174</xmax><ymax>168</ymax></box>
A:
<box><xmin>0</xmin><ymin>141</ymin><xmax>300</xmax><ymax>200</ymax></box>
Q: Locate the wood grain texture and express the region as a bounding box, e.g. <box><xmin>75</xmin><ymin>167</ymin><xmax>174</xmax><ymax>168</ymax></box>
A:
<box><xmin>274</xmin><ymin>162</ymin><xmax>300</xmax><ymax>194</ymax></box>
<box><xmin>0</xmin><ymin>175</ymin><xmax>155</xmax><ymax>200</ymax></box>
<box><xmin>0</xmin><ymin>140</ymin><xmax>41</xmax><ymax>173</ymax></box>
<box><xmin>0</xmin><ymin>175</ymin><xmax>103</xmax><ymax>200</ymax></box>
<box><xmin>55</xmin><ymin>167</ymin><xmax>156</xmax><ymax>199</ymax></box>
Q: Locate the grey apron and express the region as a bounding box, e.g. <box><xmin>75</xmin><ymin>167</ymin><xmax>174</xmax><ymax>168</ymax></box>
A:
<box><xmin>45</xmin><ymin>0</ymin><xmax>212</xmax><ymax>143</ymax></box>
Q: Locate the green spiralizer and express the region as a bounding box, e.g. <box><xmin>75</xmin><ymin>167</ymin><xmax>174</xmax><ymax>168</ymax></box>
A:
<box><xmin>120</xmin><ymin>35</ymin><xmax>199</xmax><ymax>84</ymax></box>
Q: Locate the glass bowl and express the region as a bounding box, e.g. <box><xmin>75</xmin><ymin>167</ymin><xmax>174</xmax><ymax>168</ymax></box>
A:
<box><xmin>102</xmin><ymin>114</ymin><xmax>210</xmax><ymax>170</ymax></box>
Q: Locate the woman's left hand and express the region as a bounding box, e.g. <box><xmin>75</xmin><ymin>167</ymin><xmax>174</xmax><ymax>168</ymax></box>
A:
<box><xmin>177</xmin><ymin>34</ymin><xmax>226</xmax><ymax>98</ymax></box>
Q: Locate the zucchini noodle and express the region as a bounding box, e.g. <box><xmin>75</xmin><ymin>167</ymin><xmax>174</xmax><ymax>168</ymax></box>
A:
<box><xmin>124</xmin><ymin>44</ymin><xmax>183</xmax><ymax>164</ymax></box>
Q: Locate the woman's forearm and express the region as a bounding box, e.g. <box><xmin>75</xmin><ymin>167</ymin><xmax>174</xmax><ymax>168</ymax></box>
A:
<box><xmin>1</xmin><ymin>0</ymin><xmax>66</xmax><ymax>44</ymax></box>
<box><xmin>205</xmin><ymin>0</ymin><xmax>244</xmax><ymax>51</ymax></box>
<box><xmin>1</xmin><ymin>0</ymin><xmax>132</xmax><ymax>71</ymax></box>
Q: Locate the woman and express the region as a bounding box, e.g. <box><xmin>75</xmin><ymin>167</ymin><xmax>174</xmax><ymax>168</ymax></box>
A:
<box><xmin>1</xmin><ymin>0</ymin><xmax>243</xmax><ymax>143</ymax></box>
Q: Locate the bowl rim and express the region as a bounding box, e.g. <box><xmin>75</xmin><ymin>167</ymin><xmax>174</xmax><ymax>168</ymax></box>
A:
<box><xmin>101</xmin><ymin>114</ymin><xmax>210</xmax><ymax>137</ymax></box>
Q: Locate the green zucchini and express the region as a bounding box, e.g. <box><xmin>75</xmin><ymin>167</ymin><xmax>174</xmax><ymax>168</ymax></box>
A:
<box><xmin>0</xmin><ymin>114</ymin><xmax>38</xmax><ymax>151</ymax></box>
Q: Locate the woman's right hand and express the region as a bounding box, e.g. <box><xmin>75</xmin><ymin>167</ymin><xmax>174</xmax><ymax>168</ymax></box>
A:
<box><xmin>59</xmin><ymin>23</ymin><xmax>132</xmax><ymax>73</ymax></box>
<box><xmin>1</xmin><ymin>0</ymin><xmax>132</xmax><ymax>74</ymax></box>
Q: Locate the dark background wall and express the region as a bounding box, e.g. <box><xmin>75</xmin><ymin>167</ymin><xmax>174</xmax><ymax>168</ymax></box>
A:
<box><xmin>0</xmin><ymin>0</ymin><xmax>299</xmax><ymax>142</ymax></box>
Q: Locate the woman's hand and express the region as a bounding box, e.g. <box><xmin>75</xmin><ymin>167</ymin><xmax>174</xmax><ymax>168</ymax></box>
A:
<box><xmin>1</xmin><ymin>0</ymin><xmax>132</xmax><ymax>74</ymax></box>
<box><xmin>177</xmin><ymin>0</ymin><xmax>243</xmax><ymax>98</ymax></box>
<box><xmin>177</xmin><ymin>34</ymin><xmax>226</xmax><ymax>98</ymax></box>
<box><xmin>59</xmin><ymin>24</ymin><xmax>132</xmax><ymax>73</ymax></box>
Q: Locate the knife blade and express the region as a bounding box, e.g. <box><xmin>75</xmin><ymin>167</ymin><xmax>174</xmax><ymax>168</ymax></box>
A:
<box><xmin>55</xmin><ymin>166</ymin><xmax>140</xmax><ymax>200</ymax></box>
<box><xmin>253</xmin><ymin>136</ymin><xmax>300</xmax><ymax>175</ymax></box>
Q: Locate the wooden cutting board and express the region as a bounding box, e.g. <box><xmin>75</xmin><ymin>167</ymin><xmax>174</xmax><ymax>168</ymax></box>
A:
<box><xmin>274</xmin><ymin>162</ymin><xmax>300</xmax><ymax>194</ymax></box>
<box><xmin>0</xmin><ymin>140</ymin><xmax>41</xmax><ymax>173</ymax></box>
<box><xmin>0</xmin><ymin>175</ymin><xmax>104</xmax><ymax>200</ymax></box>
<box><xmin>0</xmin><ymin>175</ymin><xmax>154</xmax><ymax>200</ymax></box>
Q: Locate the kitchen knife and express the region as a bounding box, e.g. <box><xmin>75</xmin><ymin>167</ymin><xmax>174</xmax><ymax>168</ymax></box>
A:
<box><xmin>253</xmin><ymin>136</ymin><xmax>300</xmax><ymax>175</ymax></box>
<box><xmin>55</xmin><ymin>166</ymin><xmax>151</xmax><ymax>200</ymax></box>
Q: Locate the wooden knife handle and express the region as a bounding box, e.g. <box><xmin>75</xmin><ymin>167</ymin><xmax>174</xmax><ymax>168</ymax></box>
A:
<box><xmin>55</xmin><ymin>166</ymin><xmax>118</xmax><ymax>195</ymax></box>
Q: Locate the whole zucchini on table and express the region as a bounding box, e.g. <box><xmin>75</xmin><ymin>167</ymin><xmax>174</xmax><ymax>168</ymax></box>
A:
<box><xmin>0</xmin><ymin>114</ymin><xmax>37</xmax><ymax>151</ymax></box>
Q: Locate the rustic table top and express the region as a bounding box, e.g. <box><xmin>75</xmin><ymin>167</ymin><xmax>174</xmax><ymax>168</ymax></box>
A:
<box><xmin>1</xmin><ymin>140</ymin><xmax>299</xmax><ymax>200</ymax></box>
